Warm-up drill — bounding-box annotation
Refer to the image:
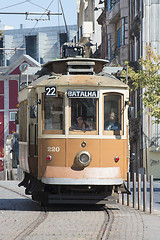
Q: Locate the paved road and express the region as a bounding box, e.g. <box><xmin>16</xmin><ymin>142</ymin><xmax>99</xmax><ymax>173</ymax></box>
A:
<box><xmin>0</xmin><ymin>181</ymin><xmax>107</xmax><ymax>240</ymax></box>
<box><xmin>0</xmin><ymin>181</ymin><xmax>160</xmax><ymax>240</ymax></box>
<box><xmin>0</xmin><ymin>184</ymin><xmax>41</xmax><ymax>240</ymax></box>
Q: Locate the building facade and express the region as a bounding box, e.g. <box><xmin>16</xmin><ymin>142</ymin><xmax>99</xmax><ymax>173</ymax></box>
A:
<box><xmin>77</xmin><ymin>0</ymin><xmax>103</xmax><ymax>57</ymax></box>
<box><xmin>141</xmin><ymin>0</ymin><xmax>160</xmax><ymax>179</ymax></box>
<box><xmin>0</xmin><ymin>24</ymin><xmax>77</xmax><ymax>66</ymax></box>
<box><xmin>97</xmin><ymin>0</ymin><xmax>129</xmax><ymax>65</ymax></box>
<box><xmin>0</xmin><ymin>23</ymin><xmax>77</xmax><ymax>163</ymax></box>
<box><xmin>96</xmin><ymin>0</ymin><xmax>160</xmax><ymax>179</ymax></box>
<box><xmin>0</xmin><ymin>54</ymin><xmax>41</xmax><ymax>161</ymax></box>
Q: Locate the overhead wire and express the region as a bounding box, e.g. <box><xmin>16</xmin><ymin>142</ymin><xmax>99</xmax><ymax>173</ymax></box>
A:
<box><xmin>28</xmin><ymin>2</ymin><xmax>49</xmax><ymax>11</ymax></box>
<box><xmin>0</xmin><ymin>1</ymin><xmax>30</xmax><ymax>11</ymax></box>
<box><xmin>24</xmin><ymin>0</ymin><xmax>55</xmax><ymax>34</ymax></box>
<box><xmin>1</xmin><ymin>0</ymin><xmax>56</xmax><ymax>53</ymax></box>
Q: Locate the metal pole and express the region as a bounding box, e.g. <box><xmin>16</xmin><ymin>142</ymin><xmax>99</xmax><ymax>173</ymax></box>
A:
<box><xmin>138</xmin><ymin>173</ymin><xmax>141</xmax><ymax>210</ymax></box>
<box><xmin>133</xmin><ymin>172</ymin><xmax>136</xmax><ymax>208</ymax></box>
<box><xmin>127</xmin><ymin>172</ymin><xmax>131</xmax><ymax>206</ymax></box>
<box><xmin>5</xmin><ymin>168</ymin><xmax>8</xmax><ymax>181</ymax></box>
<box><xmin>0</xmin><ymin>12</ymin><xmax>61</xmax><ymax>15</ymax></box>
<box><xmin>58</xmin><ymin>0</ymin><xmax>69</xmax><ymax>41</ymax></box>
<box><xmin>150</xmin><ymin>175</ymin><xmax>153</xmax><ymax>214</ymax></box>
<box><xmin>122</xmin><ymin>193</ymin><xmax>125</xmax><ymax>205</ymax></box>
<box><xmin>143</xmin><ymin>174</ymin><xmax>147</xmax><ymax>212</ymax></box>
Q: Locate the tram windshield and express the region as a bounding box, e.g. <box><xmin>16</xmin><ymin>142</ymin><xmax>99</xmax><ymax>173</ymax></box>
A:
<box><xmin>70</xmin><ymin>98</ymin><xmax>97</xmax><ymax>131</ymax></box>
<box><xmin>104</xmin><ymin>94</ymin><xmax>122</xmax><ymax>131</ymax></box>
<box><xmin>43</xmin><ymin>93</ymin><xmax>64</xmax><ymax>131</ymax></box>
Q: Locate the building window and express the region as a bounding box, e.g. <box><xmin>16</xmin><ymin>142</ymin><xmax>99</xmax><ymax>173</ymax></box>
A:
<box><xmin>107</xmin><ymin>34</ymin><xmax>111</xmax><ymax>61</ymax></box>
<box><xmin>107</xmin><ymin>0</ymin><xmax>120</xmax><ymax>12</ymax></box>
<box><xmin>117</xmin><ymin>28</ymin><xmax>121</xmax><ymax>49</ymax></box>
<box><xmin>121</xmin><ymin>18</ymin><xmax>125</xmax><ymax>46</ymax></box>
<box><xmin>25</xmin><ymin>35</ymin><xmax>37</xmax><ymax>60</ymax></box>
<box><xmin>10</xmin><ymin>112</ymin><xmax>17</xmax><ymax>121</ymax></box>
<box><xmin>107</xmin><ymin>0</ymin><xmax>111</xmax><ymax>11</ymax></box>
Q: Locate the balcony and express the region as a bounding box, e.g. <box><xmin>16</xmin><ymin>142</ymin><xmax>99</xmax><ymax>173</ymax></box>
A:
<box><xmin>79</xmin><ymin>21</ymin><xmax>93</xmax><ymax>43</ymax></box>
<box><xmin>106</xmin><ymin>1</ymin><xmax>120</xmax><ymax>23</ymax></box>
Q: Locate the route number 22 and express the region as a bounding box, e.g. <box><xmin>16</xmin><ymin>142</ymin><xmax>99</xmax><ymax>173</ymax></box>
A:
<box><xmin>45</xmin><ymin>86</ymin><xmax>57</xmax><ymax>96</ymax></box>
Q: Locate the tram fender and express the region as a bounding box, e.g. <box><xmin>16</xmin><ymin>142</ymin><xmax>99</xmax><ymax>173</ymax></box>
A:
<box><xmin>119</xmin><ymin>181</ymin><xmax>131</xmax><ymax>194</ymax></box>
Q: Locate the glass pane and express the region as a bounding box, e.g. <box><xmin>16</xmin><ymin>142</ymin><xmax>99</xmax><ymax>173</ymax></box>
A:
<box><xmin>122</xmin><ymin>18</ymin><xmax>125</xmax><ymax>46</ymax></box>
<box><xmin>70</xmin><ymin>98</ymin><xmax>97</xmax><ymax>131</ymax></box>
<box><xmin>44</xmin><ymin>93</ymin><xmax>63</xmax><ymax>130</ymax></box>
<box><xmin>104</xmin><ymin>94</ymin><xmax>121</xmax><ymax>131</ymax></box>
<box><xmin>118</xmin><ymin>28</ymin><xmax>121</xmax><ymax>49</ymax></box>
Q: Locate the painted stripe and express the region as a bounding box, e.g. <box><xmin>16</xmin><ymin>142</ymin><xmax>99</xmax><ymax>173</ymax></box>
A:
<box><xmin>42</xmin><ymin>177</ymin><xmax>123</xmax><ymax>185</ymax></box>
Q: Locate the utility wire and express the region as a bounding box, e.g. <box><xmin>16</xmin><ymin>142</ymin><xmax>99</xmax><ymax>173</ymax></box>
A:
<box><xmin>26</xmin><ymin>0</ymin><xmax>55</xmax><ymax>33</ymax></box>
<box><xmin>15</xmin><ymin>0</ymin><xmax>55</xmax><ymax>49</ymax></box>
<box><xmin>28</xmin><ymin>2</ymin><xmax>49</xmax><ymax>11</ymax></box>
<box><xmin>0</xmin><ymin>1</ymin><xmax>29</xmax><ymax>11</ymax></box>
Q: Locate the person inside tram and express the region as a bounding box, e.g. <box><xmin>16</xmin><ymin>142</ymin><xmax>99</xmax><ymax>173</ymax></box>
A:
<box><xmin>72</xmin><ymin>115</ymin><xmax>91</xmax><ymax>130</ymax></box>
<box><xmin>104</xmin><ymin>112</ymin><xmax>121</xmax><ymax>131</ymax></box>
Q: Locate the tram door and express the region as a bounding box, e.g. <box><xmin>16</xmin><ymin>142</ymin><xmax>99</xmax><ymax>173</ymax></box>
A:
<box><xmin>28</xmin><ymin>95</ymin><xmax>38</xmax><ymax>176</ymax></box>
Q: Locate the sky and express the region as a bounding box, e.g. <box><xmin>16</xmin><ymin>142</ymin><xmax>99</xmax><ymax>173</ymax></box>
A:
<box><xmin>0</xmin><ymin>0</ymin><xmax>77</xmax><ymax>29</ymax></box>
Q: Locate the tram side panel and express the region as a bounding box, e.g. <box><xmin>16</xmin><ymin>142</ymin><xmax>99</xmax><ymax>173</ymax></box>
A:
<box><xmin>19</xmin><ymin>88</ymin><xmax>38</xmax><ymax>176</ymax></box>
<box><xmin>19</xmin><ymin>100</ymin><xmax>29</xmax><ymax>173</ymax></box>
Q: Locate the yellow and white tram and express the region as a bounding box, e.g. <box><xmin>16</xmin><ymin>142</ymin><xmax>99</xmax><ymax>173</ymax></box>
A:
<box><xmin>18</xmin><ymin>57</ymin><xmax>130</xmax><ymax>204</ymax></box>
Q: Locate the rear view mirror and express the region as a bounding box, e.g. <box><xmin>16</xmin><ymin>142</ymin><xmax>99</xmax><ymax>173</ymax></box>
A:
<box><xmin>30</xmin><ymin>105</ymin><xmax>37</xmax><ymax>118</ymax></box>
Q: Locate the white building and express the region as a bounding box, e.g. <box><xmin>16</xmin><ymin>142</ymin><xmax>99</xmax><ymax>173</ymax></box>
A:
<box><xmin>0</xmin><ymin>24</ymin><xmax>77</xmax><ymax>66</ymax></box>
<box><xmin>77</xmin><ymin>0</ymin><xmax>102</xmax><ymax>57</ymax></box>
<box><xmin>142</xmin><ymin>0</ymin><xmax>160</xmax><ymax>178</ymax></box>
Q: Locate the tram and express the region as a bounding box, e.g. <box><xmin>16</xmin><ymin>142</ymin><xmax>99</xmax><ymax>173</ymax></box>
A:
<box><xmin>18</xmin><ymin>55</ymin><xmax>130</xmax><ymax>204</ymax></box>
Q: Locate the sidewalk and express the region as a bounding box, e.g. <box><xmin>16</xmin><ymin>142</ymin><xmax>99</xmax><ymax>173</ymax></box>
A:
<box><xmin>123</xmin><ymin>180</ymin><xmax>160</xmax><ymax>212</ymax></box>
<box><xmin>106</xmin><ymin>204</ymin><xmax>160</xmax><ymax>240</ymax></box>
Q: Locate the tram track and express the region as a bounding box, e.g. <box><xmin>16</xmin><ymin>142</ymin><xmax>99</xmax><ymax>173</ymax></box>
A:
<box><xmin>0</xmin><ymin>182</ymin><xmax>113</xmax><ymax>240</ymax></box>
<box><xmin>14</xmin><ymin>211</ymin><xmax>48</xmax><ymax>240</ymax></box>
<box><xmin>0</xmin><ymin>184</ymin><xmax>49</xmax><ymax>240</ymax></box>
<box><xmin>98</xmin><ymin>206</ymin><xmax>111</xmax><ymax>240</ymax></box>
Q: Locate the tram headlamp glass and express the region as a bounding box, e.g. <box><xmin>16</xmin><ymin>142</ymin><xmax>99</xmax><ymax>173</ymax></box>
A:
<box><xmin>80</xmin><ymin>153</ymin><xmax>89</xmax><ymax>163</ymax></box>
<box><xmin>75</xmin><ymin>151</ymin><xmax>92</xmax><ymax>167</ymax></box>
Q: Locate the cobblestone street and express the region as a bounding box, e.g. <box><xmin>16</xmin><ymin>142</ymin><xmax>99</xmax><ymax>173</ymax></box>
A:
<box><xmin>0</xmin><ymin>181</ymin><xmax>107</xmax><ymax>240</ymax></box>
<box><xmin>0</xmin><ymin>181</ymin><xmax>160</xmax><ymax>240</ymax></box>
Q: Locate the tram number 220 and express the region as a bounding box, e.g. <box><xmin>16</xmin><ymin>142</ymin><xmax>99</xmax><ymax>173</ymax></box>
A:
<box><xmin>47</xmin><ymin>146</ymin><xmax>60</xmax><ymax>152</ymax></box>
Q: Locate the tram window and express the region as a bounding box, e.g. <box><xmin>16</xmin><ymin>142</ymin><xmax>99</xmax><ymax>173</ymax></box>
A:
<box><xmin>104</xmin><ymin>94</ymin><xmax>122</xmax><ymax>132</ymax></box>
<box><xmin>43</xmin><ymin>93</ymin><xmax>64</xmax><ymax>132</ymax></box>
<box><xmin>70</xmin><ymin>98</ymin><xmax>97</xmax><ymax>132</ymax></box>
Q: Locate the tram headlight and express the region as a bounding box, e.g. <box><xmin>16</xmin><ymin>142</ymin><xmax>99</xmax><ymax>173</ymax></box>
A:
<box><xmin>75</xmin><ymin>151</ymin><xmax>92</xmax><ymax>167</ymax></box>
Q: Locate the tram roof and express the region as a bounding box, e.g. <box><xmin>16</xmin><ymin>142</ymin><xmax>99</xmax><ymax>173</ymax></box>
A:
<box><xmin>43</xmin><ymin>58</ymin><xmax>109</xmax><ymax>67</ymax></box>
<box><xmin>42</xmin><ymin>58</ymin><xmax>109</xmax><ymax>75</ymax></box>
<box><xmin>30</xmin><ymin>74</ymin><xmax>129</xmax><ymax>89</ymax></box>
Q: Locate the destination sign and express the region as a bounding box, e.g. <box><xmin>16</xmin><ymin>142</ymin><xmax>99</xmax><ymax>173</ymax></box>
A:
<box><xmin>67</xmin><ymin>90</ymin><xmax>99</xmax><ymax>98</ymax></box>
